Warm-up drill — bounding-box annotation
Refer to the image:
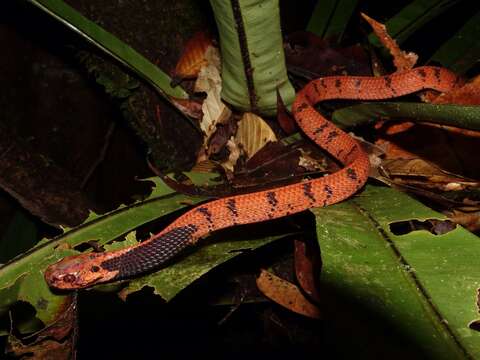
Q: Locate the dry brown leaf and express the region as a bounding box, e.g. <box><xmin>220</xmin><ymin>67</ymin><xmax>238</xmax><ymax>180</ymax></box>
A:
<box><xmin>169</xmin><ymin>97</ymin><xmax>203</xmax><ymax>119</ymax></box>
<box><xmin>294</xmin><ymin>239</ymin><xmax>321</xmax><ymax>303</ymax></box>
<box><xmin>6</xmin><ymin>296</ymin><xmax>76</xmax><ymax>359</ymax></box>
<box><xmin>447</xmin><ymin>210</ymin><xmax>480</xmax><ymax>232</ymax></box>
<box><xmin>297</xmin><ymin>149</ymin><xmax>327</xmax><ymax>172</ymax></box>
<box><xmin>194</xmin><ymin>46</ymin><xmax>232</xmax><ymax>159</ymax></box>
<box><xmin>173</xmin><ymin>31</ymin><xmax>214</xmax><ymax>79</ymax></box>
<box><xmin>235</xmin><ymin>112</ymin><xmax>277</xmax><ymax>159</ymax></box>
<box><xmin>220</xmin><ymin>137</ymin><xmax>241</xmax><ymax>173</ymax></box>
<box><xmin>256</xmin><ymin>269</ymin><xmax>321</xmax><ymax>319</ymax></box>
<box><xmin>379</xmin><ymin>158</ymin><xmax>480</xmax><ymax>191</ymax></box>
<box><xmin>191</xmin><ymin>159</ymin><xmax>218</xmax><ymax>173</ymax></box>
<box><xmin>361</xmin><ymin>12</ymin><xmax>417</xmax><ymax>71</ymax></box>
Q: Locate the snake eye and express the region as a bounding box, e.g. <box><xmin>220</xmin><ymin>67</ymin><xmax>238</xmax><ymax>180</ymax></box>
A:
<box><xmin>91</xmin><ymin>265</ymin><xmax>100</xmax><ymax>272</ymax></box>
<box><xmin>63</xmin><ymin>274</ymin><xmax>76</xmax><ymax>283</ymax></box>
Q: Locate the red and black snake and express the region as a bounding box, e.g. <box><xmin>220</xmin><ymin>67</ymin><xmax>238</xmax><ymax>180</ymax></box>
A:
<box><xmin>45</xmin><ymin>66</ymin><xmax>460</xmax><ymax>289</ymax></box>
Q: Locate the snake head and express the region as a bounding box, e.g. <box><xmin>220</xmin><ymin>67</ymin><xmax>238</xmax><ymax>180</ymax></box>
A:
<box><xmin>45</xmin><ymin>252</ymin><xmax>119</xmax><ymax>290</ymax></box>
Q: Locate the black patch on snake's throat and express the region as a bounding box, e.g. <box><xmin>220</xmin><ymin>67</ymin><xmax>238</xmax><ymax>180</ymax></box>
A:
<box><xmin>303</xmin><ymin>183</ymin><xmax>316</xmax><ymax>204</ymax></box>
<box><xmin>100</xmin><ymin>224</ymin><xmax>198</xmax><ymax>280</ymax></box>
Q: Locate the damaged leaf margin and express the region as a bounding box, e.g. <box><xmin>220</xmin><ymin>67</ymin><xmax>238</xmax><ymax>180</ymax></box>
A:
<box><xmin>314</xmin><ymin>185</ymin><xmax>480</xmax><ymax>358</ymax></box>
<box><xmin>0</xmin><ymin>177</ymin><xmax>205</xmax><ymax>334</ymax></box>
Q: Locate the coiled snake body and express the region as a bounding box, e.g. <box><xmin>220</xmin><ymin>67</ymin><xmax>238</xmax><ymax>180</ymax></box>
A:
<box><xmin>45</xmin><ymin>67</ymin><xmax>460</xmax><ymax>289</ymax></box>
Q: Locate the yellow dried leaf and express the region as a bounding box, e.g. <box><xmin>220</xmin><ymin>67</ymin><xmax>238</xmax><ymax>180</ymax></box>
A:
<box><xmin>235</xmin><ymin>112</ymin><xmax>277</xmax><ymax>158</ymax></box>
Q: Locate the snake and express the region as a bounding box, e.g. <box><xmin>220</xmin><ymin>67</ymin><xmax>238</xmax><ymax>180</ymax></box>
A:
<box><xmin>45</xmin><ymin>66</ymin><xmax>460</xmax><ymax>290</ymax></box>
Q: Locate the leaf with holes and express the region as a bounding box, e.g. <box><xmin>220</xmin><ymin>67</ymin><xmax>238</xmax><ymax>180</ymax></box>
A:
<box><xmin>314</xmin><ymin>185</ymin><xmax>480</xmax><ymax>358</ymax></box>
<box><xmin>0</xmin><ymin>177</ymin><xmax>207</xmax><ymax>334</ymax></box>
<box><xmin>119</xmin><ymin>229</ymin><xmax>292</xmax><ymax>301</ymax></box>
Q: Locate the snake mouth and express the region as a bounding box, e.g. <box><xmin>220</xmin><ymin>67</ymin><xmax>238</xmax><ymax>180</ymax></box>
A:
<box><xmin>46</xmin><ymin>272</ymin><xmax>104</xmax><ymax>290</ymax></box>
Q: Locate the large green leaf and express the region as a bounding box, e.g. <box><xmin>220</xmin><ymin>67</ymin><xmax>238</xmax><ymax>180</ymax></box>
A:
<box><xmin>368</xmin><ymin>0</ymin><xmax>462</xmax><ymax>47</ymax></box>
<box><xmin>0</xmin><ymin>177</ymin><xmax>204</xmax><ymax>333</ymax></box>
<box><xmin>26</xmin><ymin>0</ymin><xmax>188</xmax><ymax>100</ymax></box>
<box><xmin>306</xmin><ymin>0</ymin><xmax>360</xmax><ymax>42</ymax></box>
<box><xmin>430</xmin><ymin>10</ymin><xmax>480</xmax><ymax>74</ymax></box>
<box><xmin>209</xmin><ymin>0</ymin><xmax>295</xmax><ymax>115</ymax></box>
<box><xmin>121</xmin><ymin>228</ymin><xmax>290</xmax><ymax>301</ymax></box>
<box><xmin>315</xmin><ymin>185</ymin><xmax>480</xmax><ymax>358</ymax></box>
<box><xmin>0</xmin><ymin>174</ymin><xmax>289</xmax><ymax>333</ymax></box>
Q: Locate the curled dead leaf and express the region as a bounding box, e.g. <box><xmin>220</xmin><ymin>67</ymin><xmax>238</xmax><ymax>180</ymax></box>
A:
<box><xmin>6</xmin><ymin>296</ymin><xmax>76</xmax><ymax>359</ymax></box>
<box><xmin>294</xmin><ymin>239</ymin><xmax>321</xmax><ymax>303</ymax></box>
<box><xmin>445</xmin><ymin>210</ymin><xmax>480</xmax><ymax>232</ymax></box>
<box><xmin>379</xmin><ymin>158</ymin><xmax>480</xmax><ymax>192</ymax></box>
<box><xmin>256</xmin><ymin>269</ymin><xmax>321</xmax><ymax>319</ymax></box>
<box><xmin>173</xmin><ymin>31</ymin><xmax>214</xmax><ymax>80</ymax></box>
<box><xmin>235</xmin><ymin>113</ymin><xmax>277</xmax><ymax>159</ymax></box>
<box><xmin>220</xmin><ymin>137</ymin><xmax>241</xmax><ymax>174</ymax></box>
<box><xmin>195</xmin><ymin>46</ymin><xmax>232</xmax><ymax>152</ymax></box>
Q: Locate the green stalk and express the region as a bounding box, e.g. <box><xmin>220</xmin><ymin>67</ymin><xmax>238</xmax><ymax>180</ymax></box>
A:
<box><xmin>209</xmin><ymin>0</ymin><xmax>295</xmax><ymax>115</ymax></box>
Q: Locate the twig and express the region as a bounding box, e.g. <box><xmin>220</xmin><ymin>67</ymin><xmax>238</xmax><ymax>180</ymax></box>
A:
<box><xmin>81</xmin><ymin>121</ymin><xmax>116</xmax><ymax>189</ymax></box>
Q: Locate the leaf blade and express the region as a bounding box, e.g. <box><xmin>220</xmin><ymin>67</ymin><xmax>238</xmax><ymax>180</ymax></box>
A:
<box><xmin>27</xmin><ymin>0</ymin><xmax>188</xmax><ymax>99</ymax></box>
<box><xmin>315</xmin><ymin>185</ymin><xmax>480</xmax><ymax>358</ymax></box>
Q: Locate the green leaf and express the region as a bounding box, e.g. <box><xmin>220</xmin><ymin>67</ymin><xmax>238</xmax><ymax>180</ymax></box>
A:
<box><xmin>0</xmin><ymin>211</ymin><xmax>38</xmax><ymax>264</ymax></box>
<box><xmin>315</xmin><ymin>185</ymin><xmax>480</xmax><ymax>358</ymax></box>
<box><xmin>122</xmin><ymin>229</ymin><xmax>291</xmax><ymax>301</ymax></box>
<box><xmin>0</xmin><ymin>172</ymin><xmax>289</xmax><ymax>333</ymax></box>
<box><xmin>209</xmin><ymin>0</ymin><xmax>295</xmax><ymax>115</ymax></box>
<box><xmin>430</xmin><ymin>10</ymin><xmax>480</xmax><ymax>74</ymax></box>
<box><xmin>368</xmin><ymin>0</ymin><xmax>461</xmax><ymax>47</ymax></box>
<box><xmin>332</xmin><ymin>103</ymin><xmax>480</xmax><ymax>130</ymax></box>
<box><xmin>0</xmin><ymin>177</ymin><xmax>206</xmax><ymax>332</ymax></box>
<box><xmin>307</xmin><ymin>0</ymin><xmax>360</xmax><ymax>42</ymax></box>
<box><xmin>26</xmin><ymin>0</ymin><xmax>188</xmax><ymax>100</ymax></box>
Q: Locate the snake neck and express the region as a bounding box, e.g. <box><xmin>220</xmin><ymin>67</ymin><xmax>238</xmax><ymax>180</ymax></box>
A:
<box><xmin>99</xmin><ymin>224</ymin><xmax>198</xmax><ymax>280</ymax></box>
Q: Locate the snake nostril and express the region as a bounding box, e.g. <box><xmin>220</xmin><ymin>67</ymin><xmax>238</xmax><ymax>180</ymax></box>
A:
<box><xmin>91</xmin><ymin>265</ymin><xmax>100</xmax><ymax>272</ymax></box>
<box><xmin>63</xmin><ymin>274</ymin><xmax>76</xmax><ymax>283</ymax></box>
